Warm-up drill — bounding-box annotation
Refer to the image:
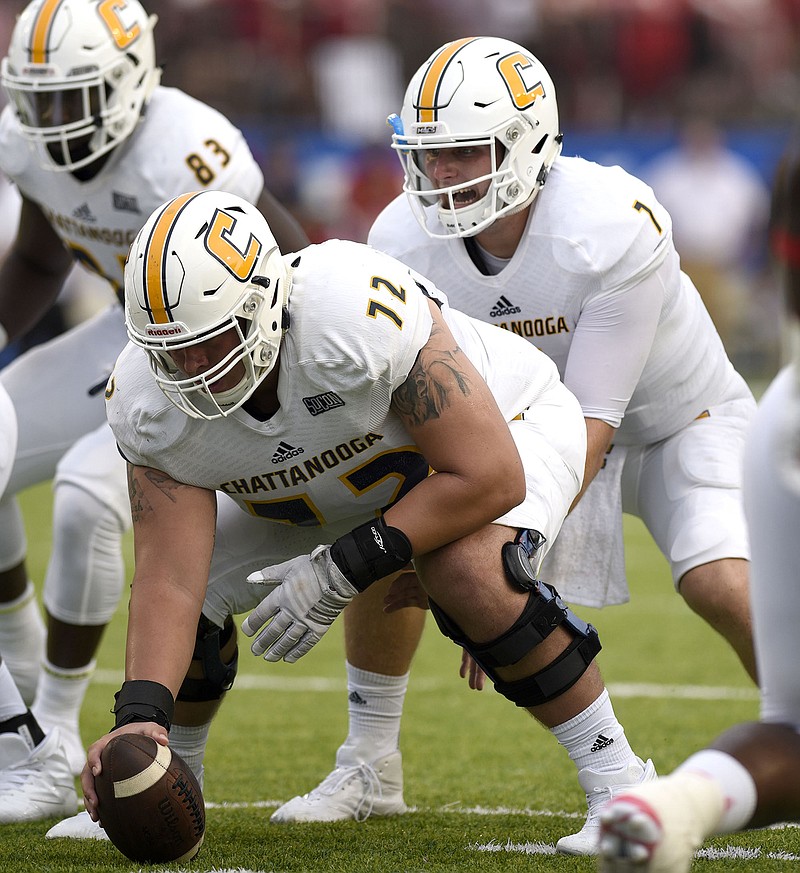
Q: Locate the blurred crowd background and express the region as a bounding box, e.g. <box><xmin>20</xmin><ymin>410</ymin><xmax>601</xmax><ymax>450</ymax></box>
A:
<box><xmin>1</xmin><ymin>0</ymin><xmax>799</xmax><ymax>378</ymax></box>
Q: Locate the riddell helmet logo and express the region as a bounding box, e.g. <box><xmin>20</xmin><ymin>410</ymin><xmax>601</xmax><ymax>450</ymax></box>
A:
<box><xmin>145</xmin><ymin>325</ymin><xmax>186</xmax><ymax>337</ymax></box>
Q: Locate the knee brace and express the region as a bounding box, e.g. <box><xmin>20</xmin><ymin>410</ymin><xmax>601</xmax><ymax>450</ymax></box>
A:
<box><xmin>177</xmin><ymin>614</ymin><xmax>239</xmax><ymax>704</ymax></box>
<box><xmin>429</xmin><ymin>530</ymin><xmax>601</xmax><ymax>708</ymax></box>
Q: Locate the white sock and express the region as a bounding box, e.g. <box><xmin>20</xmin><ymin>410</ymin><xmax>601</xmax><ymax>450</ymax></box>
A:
<box><xmin>336</xmin><ymin>661</ymin><xmax>409</xmax><ymax>766</ymax></box>
<box><xmin>31</xmin><ymin>657</ymin><xmax>95</xmax><ymax>730</ymax></box>
<box><xmin>0</xmin><ymin>580</ymin><xmax>46</xmax><ymax>705</ymax></box>
<box><xmin>30</xmin><ymin>658</ymin><xmax>95</xmax><ymax>774</ymax></box>
<box><xmin>0</xmin><ymin>659</ymin><xmax>27</xmax><ymax>722</ymax></box>
<box><xmin>551</xmin><ymin>688</ymin><xmax>635</xmax><ymax>772</ymax></box>
<box><xmin>169</xmin><ymin>722</ymin><xmax>209</xmax><ymax>790</ymax></box>
<box><xmin>676</xmin><ymin>749</ymin><xmax>758</xmax><ymax>832</ymax></box>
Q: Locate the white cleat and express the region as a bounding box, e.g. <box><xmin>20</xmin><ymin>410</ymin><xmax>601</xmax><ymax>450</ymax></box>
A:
<box><xmin>46</xmin><ymin>809</ymin><xmax>109</xmax><ymax>841</ymax></box>
<box><xmin>556</xmin><ymin>757</ymin><xmax>657</xmax><ymax>856</ymax></box>
<box><xmin>32</xmin><ymin>714</ymin><xmax>85</xmax><ymax>777</ymax></box>
<box><xmin>597</xmin><ymin>771</ymin><xmax>726</xmax><ymax>872</ymax></box>
<box><xmin>0</xmin><ymin>728</ymin><xmax>78</xmax><ymax>823</ymax></box>
<box><xmin>270</xmin><ymin>750</ymin><xmax>408</xmax><ymax>823</ymax></box>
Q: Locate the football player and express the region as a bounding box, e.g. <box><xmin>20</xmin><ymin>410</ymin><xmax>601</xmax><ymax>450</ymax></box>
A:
<box><xmin>273</xmin><ymin>36</ymin><xmax>757</xmax><ymax>856</ymax></box>
<box><xmin>596</xmin><ymin>146</ymin><xmax>800</xmax><ymax>871</ymax></box>
<box><xmin>81</xmin><ymin>190</ymin><xmax>642</xmax><ymax>846</ymax></box>
<box><xmin>0</xmin><ymin>0</ymin><xmax>308</xmax><ymax>827</ymax></box>
<box><xmin>0</xmin><ymin>382</ymin><xmax>76</xmax><ymax>823</ymax></box>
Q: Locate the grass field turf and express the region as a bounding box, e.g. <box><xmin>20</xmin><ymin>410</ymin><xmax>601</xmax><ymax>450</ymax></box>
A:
<box><xmin>7</xmin><ymin>479</ymin><xmax>799</xmax><ymax>872</ymax></box>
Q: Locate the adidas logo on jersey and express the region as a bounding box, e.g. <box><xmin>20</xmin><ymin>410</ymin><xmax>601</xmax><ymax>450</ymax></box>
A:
<box><xmin>348</xmin><ymin>691</ymin><xmax>368</xmax><ymax>706</ymax></box>
<box><xmin>72</xmin><ymin>202</ymin><xmax>96</xmax><ymax>222</ymax></box>
<box><xmin>590</xmin><ymin>733</ymin><xmax>615</xmax><ymax>752</ymax></box>
<box><xmin>489</xmin><ymin>295</ymin><xmax>521</xmax><ymax>317</ymax></box>
<box><xmin>271</xmin><ymin>441</ymin><xmax>305</xmax><ymax>464</ymax></box>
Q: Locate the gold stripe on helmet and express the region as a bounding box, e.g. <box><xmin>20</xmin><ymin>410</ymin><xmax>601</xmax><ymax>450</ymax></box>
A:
<box><xmin>30</xmin><ymin>0</ymin><xmax>63</xmax><ymax>64</ymax></box>
<box><xmin>143</xmin><ymin>191</ymin><xmax>202</xmax><ymax>325</ymax></box>
<box><xmin>416</xmin><ymin>37</ymin><xmax>477</xmax><ymax>124</ymax></box>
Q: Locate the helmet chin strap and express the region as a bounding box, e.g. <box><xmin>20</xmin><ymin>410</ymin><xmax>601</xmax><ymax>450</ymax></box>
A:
<box><xmin>440</xmin><ymin>174</ymin><xmax>543</xmax><ymax>237</ymax></box>
<box><xmin>203</xmin><ymin>341</ymin><xmax>276</xmax><ymax>413</ymax></box>
<box><xmin>206</xmin><ymin>376</ymin><xmax>249</xmax><ymax>411</ymax></box>
<box><xmin>438</xmin><ymin>189</ymin><xmax>492</xmax><ymax>236</ymax></box>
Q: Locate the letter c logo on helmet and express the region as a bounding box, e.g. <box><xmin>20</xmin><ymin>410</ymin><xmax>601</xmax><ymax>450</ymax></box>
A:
<box><xmin>97</xmin><ymin>0</ymin><xmax>142</xmax><ymax>51</ymax></box>
<box><xmin>205</xmin><ymin>210</ymin><xmax>262</xmax><ymax>282</ymax></box>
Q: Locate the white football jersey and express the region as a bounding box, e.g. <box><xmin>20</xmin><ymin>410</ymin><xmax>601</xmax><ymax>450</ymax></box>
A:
<box><xmin>106</xmin><ymin>239</ymin><xmax>565</xmax><ymax>529</ymax></box>
<box><xmin>369</xmin><ymin>155</ymin><xmax>752</xmax><ymax>445</ymax></box>
<box><xmin>0</xmin><ymin>86</ymin><xmax>263</xmax><ymax>297</ymax></box>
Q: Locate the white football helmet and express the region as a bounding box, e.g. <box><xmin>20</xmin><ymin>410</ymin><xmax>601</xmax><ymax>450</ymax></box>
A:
<box><xmin>390</xmin><ymin>36</ymin><xmax>562</xmax><ymax>238</ymax></box>
<box><xmin>125</xmin><ymin>190</ymin><xmax>290</xmax><ymax>420</ymax></box>
<box><xmin>1</xmin><ymin>0</ymin><xmax>160</xmax><ymax>172</ymax></box>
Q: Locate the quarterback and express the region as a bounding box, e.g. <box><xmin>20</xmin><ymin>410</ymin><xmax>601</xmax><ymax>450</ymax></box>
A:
<box><xmin>0</xmin><ymin>0</ymin><xmax>308</xmax><ymax>827</ymax></box>
<box><xmin>82</xmin><ymin>189</ymin><xmax>640</xmax><ymax>843</ymax></box>
<box><xmin>276</xmin><ymin>36</ymin><xmax>757</xmax><ymax>856</ymax></box>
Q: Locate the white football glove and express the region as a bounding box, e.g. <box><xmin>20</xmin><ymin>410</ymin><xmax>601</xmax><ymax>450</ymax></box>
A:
<box><xmin>242</xmin><ymin>545</ymin><xmax>359</xmax><ymax>663</ymax></box>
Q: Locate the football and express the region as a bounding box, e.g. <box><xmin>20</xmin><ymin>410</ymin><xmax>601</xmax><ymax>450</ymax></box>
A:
<box><xmin>95</xmin><ymin>734</ymin><xmax>205</xmax><ymax>863</ymax></box>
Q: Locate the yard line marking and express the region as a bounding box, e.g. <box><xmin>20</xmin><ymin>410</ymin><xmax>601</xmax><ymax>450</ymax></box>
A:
<box><xmin>699</xmin><ymin>847</ymin><xmax>800</xmax><ymax>860</ymax></box>
<box><xmin>203</xmin><ymin>800</ymin><xmax>799</xmax><ymax>833</ymax></box>
<box><xmin>91</xmin><ymin>670</ymin><xmax>758</xmax><ymax>700</ymax></box>
<box><xmin>200</xmin><ymin>798</ymin><xmax>800</xmax><ymax>862</ymax></box>
<box><xmin>472</xmin><ymin>839</ymin><xmax>557</xmax><ymax>854</ymax></box>
<box><xmin>608</xmin><ymin>682</ymin><xmax>758</xmax><ymax>701</ymax></box>
<box><xmin>201</xmin><ymin>801</ymin><xmax>800</xmax><ymax>862</ymax></box>
<box><xmin>470</xmin><ymin>840</ymin><xmax>800</xmax><ymax>860</ymax></box>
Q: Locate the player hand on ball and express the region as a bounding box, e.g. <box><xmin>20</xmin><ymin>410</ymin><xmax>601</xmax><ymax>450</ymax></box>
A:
<box><xmin>81</xmin><ymin>723</ymin><xmax>169</xmax><ymax>822</ymax></box>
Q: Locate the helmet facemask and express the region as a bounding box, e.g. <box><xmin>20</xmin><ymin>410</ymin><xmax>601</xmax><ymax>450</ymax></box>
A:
<box><xmin>143</xmin><ymin>283</ymin><xmax>284</xmax><ymax>421</ymax></box>
<box><xmin>5</xmin><ymin>70</ymin><xmax>109</xmax><ymax>169</ymax></box>
<box><xmin>396</xmin><ymin>117</ymin><xmax>547</xmax><ymax>238</ymax></box>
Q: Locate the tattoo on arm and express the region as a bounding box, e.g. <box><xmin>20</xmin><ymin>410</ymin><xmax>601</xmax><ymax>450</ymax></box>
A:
<box><xmin>392</xmin><ymin>321</ymin><xmax>472</xmax><ymax>427</ymax></box>
<box><xmin>127</xmin><ymin>465</ymin><xmax>149</xmax><ymax>523</ymax></box>
<box><xmin>127</xmin><ymin>465</ymin><xmax>181</xmax><ymax>523</ymax></box>
<box><xmin>145</xmin><ymin>469</ymin><xmax>182</xmax><ymax>502</ymax></box>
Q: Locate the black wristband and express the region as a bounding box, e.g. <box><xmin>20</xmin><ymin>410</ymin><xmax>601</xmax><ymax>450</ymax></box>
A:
<box><xmin>112</xmin><ymin>680</ymin><xmax>175</xmax><ymax>732</ymax></box>
<box><xmin>330</xmin><ymin>516</ymin><xmax>413</xmax><ymax>592</ymax></box>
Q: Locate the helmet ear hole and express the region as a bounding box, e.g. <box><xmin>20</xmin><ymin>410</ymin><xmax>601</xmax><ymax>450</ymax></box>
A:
<box><xmin>532</xmin><ymin>134</ymin><xmax>549</xmax><ymax>154</ymax></box>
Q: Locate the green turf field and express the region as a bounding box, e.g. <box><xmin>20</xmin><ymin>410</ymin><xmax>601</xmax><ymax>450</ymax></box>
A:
<box><xmin>6</xmin><ymin>479</ymin><xmax>798</xmax><ymax>872</ymax></box>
